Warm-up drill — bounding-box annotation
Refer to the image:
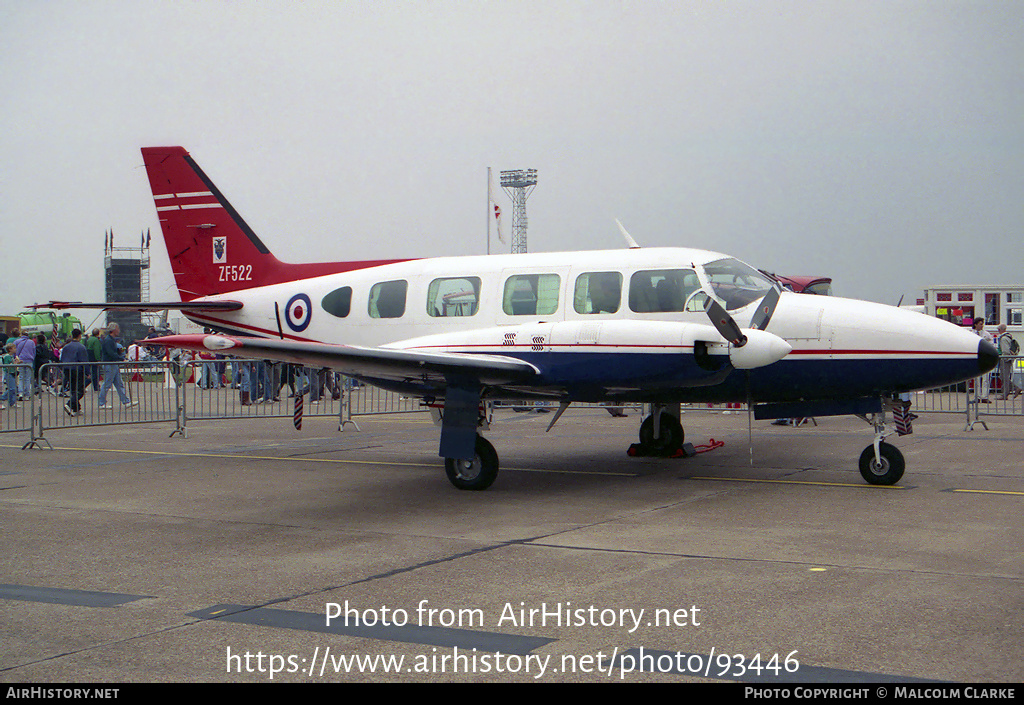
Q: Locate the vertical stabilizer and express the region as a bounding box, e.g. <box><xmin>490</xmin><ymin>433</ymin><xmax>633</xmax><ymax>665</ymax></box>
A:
<box><xmin>141</xmin><ymin>147</ymin><xmax>411</xmax><ymax>301</ymax></box>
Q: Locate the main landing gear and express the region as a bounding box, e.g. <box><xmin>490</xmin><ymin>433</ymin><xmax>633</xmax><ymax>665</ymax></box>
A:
<box><xmin>444</xmin><ymin>434</ymin><xmax>499</xmax><ymax>491</ymax></box>
<box><xmin>856</xmin><ymin>405</ymin><xmax>905</xmax><ymax>485</ymax></box>
<box><xmin>635</xmin><ymin>405</ymin><xmax>685</xmax><ymax>456</ymax></box>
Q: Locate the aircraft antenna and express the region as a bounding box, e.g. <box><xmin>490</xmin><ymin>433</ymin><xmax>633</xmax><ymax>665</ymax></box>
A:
<box><xmin>500</xmin><ymin>168</ymin><xmax>538</xmax><ymax>254</ymax></box>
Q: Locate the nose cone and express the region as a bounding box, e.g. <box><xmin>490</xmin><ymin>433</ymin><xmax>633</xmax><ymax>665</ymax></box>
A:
<box><xmin>772</xmin><ymin>294</ymin><xmax>1003</xmax><ymax>392</ymax></box>
<box><xmin>978</xmin><ymin>339</ymin><xmax>999</xmax><ymax>374</ymax></box>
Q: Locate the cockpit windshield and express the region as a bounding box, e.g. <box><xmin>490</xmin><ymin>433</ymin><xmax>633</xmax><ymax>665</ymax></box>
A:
<box><xmin>701</xmin><ymin>258</ymin><xmax>777</xmax><ymax>311</ymax></box>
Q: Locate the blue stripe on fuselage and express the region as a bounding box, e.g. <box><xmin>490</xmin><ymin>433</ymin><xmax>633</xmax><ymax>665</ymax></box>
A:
<box><xmin>485</xmin><ymin>351</ymin><xmax>978</xmax><ymax>403</ymax></box>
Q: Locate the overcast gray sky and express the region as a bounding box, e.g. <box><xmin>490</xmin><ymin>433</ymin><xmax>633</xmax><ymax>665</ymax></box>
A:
<box><xmin>2</xmin><ymin>1</ymin><xmax>1021</xmax><ymax>318</ymax></box>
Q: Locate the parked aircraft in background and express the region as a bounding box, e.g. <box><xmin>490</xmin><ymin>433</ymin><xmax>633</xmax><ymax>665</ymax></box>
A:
<box><xmin>767</xmin><ymin>274</ymin><xmax>833</xmax><ymax>296</ymax></box>
<box><xmin>40</xmin><ymin>147</ymin><xmax>999</xmax><ymax>490</ymax></box>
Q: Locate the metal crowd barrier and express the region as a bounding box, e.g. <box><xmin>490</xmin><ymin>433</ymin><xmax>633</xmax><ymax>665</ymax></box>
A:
<box><xmin>963</xmin><ymin>355</ymin><xmax>1023</xmax><ymax>430</ymax></box>
<box><xmin>30</xmin><ymin>361</ymin><xmax>184</xmax><ymax>444</ymax></box>
<box><xmin>345</xmin><ymin>380</ymin><xmax>422</xmax><ymax>416</ymax></box>
<box><xmin>910</xmin><ymin>385</ymin><xmax>969</xmax><ymax>414</ymax></box>
<box><xmin>181</xmin><ymin>360</ymin><xmax>351</xmax><ymax>430</ymax></box>
<box><xmin>9</xmin><ymin>355</ymin><xmax>1022</xmax><ymax>448</ymax></box>
<box><xmin>1</xmin><ymin>364</ymin><xmax>36</xmax><ymax>446</ymax></box>
<box><xmin>180</xmin><ymin>360</ymin><xmax>432</xmax><ymax>432</ymax></box>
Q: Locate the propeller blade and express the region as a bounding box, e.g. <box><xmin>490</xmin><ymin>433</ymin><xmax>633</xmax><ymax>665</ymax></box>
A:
<box><xmin>705</xmin><ymin>299</ymin><xmax>747</xmax><ymax>347</ymax></box>
<box><xmin>749</xmin><ymin>287</ymin><xmax>780</xmax><ymax>331</ymax></box>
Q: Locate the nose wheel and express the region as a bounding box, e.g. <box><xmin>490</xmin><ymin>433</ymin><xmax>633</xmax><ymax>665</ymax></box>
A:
<box><xmin>858</xmin><ymin>442</ymin><xmax>905</xmax><ymax>485</ymax></box>
<box><xmin>856</xmin><ymin>402</ymin><xmax>906</xmax><ymax>485</ymax></box>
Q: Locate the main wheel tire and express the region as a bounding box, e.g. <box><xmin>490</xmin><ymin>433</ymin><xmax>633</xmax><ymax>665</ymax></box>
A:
<box><xmin>444</xmin><ymin>435</ymin><xmax>499</xmax><ymax>491</ymax></box>
<box><xmin>858</xmin><ymin>442</ymin><xmax>905</xmax><ymax>485</ymax></box>
<box><xmin>638</xmin><ymin>413</ymin><xmax>684</xmax><ymax>455</ymax></box>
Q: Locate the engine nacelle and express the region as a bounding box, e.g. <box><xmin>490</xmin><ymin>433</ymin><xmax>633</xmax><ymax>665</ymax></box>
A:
<box><xmin>729</xmin><ymin>329</ymin><xmax>793</xmax><ymax>369</ymax></box>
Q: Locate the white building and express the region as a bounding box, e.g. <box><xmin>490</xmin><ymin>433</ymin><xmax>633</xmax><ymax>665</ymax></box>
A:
<box><xmin>919</xmin><ymin>285</ymin><xmax>1024</xmax><ymax>334</ymax></box>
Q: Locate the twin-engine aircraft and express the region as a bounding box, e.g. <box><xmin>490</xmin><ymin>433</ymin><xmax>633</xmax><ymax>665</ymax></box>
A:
<box><xmin>44</xmin><ymin>147</ymin><xmax>999</xmax><ymax>490</ymax></box>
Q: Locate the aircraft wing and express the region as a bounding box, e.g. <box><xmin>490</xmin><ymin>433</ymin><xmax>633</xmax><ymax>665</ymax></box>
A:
<box><xmin>28</xmin><ymin>301</ymin><xmax>244</xmax><ymax>312</ymax></box>
<box><xmin>147</xmin><ymin>334</ymin><xmax>539</xmax><ymax>388</ymax></box>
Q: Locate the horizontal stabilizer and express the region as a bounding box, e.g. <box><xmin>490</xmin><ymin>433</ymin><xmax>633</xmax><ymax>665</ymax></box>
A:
<box><xmin>29</xmin><ymin>300</ymin><xmax>244</xmax><ymax>312</ymax></box>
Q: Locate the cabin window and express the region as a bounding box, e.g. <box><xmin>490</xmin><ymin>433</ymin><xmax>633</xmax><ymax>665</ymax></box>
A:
<box><xmin>321</xmin><ymin>287</ymin><xmax>352</xmax><ymax>318</ymax></box>
<box><xmin>368</xmin><ymin>280</ymin><xmax>407</xmax><ymax>319</ymax></box>
<box><xmin>502</xmin><ymin>274</ymin><xmax>560</xmax><ymax>316</ymax></box>
<box><xmin>629</xmin><ymin>269</ymin><xmax>700</xmax><ymax>313</ymax></box>
<box><xmin>427</xmin><ymin>277</ymin><xmax>481</xmax><ymax>317</ymax></box>
<box><xmin>574</xmin><ymin>272</ymin><xmax>622</xmax><ymax>314</ymax></box>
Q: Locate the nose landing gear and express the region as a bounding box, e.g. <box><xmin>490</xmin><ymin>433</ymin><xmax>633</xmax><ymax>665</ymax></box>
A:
<box><xmin>857</xmin><ymin>402</ymin><xmax>906</xmax><ymax>485</ymax></box>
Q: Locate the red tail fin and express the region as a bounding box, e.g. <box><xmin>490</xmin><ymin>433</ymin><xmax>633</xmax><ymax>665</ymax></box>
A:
<box><xmin>142</xmin><ymin>147</ymin><xmax>409</xmax><ymax>301</ymax></box>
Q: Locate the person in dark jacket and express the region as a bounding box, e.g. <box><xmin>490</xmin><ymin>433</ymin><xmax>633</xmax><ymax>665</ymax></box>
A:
<box><xmin>98</xmin><ymin>323</ymin><xmax>137</xmax><ymax>408</ymax></box>
<box><xmin>60</xmin><ymin>329</ymin><xmax>89</xmax><ymax>415</ymax></box>
<box><xmin>85</xmin><ymin>328</ymin><xmax>103</xmax><ymax>390</ymax></box>
<box><xmin>34</xmin><ymin>333</ymin><xmax>58</xmax><ymax>395</ymax></box>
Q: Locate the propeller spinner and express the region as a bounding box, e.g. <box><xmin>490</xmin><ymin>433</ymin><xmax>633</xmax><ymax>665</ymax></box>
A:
<box><xmin>703</xmin><ymin>292</ymin><xmax>791</xmax><ymax>369</ymax></box>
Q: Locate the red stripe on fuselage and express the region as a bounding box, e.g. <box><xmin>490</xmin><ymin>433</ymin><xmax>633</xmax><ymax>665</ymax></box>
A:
<box><xmin>177</xmin><ymin>318</ymin><xmax>979</xmax><ymax>360</ymax></box>
<box><xmin>184</xmin><ymin>312</ymin><xmax>317</xmax><ymax>342</ymax></box>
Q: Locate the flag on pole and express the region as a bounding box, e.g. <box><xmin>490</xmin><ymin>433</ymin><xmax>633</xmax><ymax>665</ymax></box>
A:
<box><xmin>146</xmin><ymin>229</ymin><xmax>151</xmax><ymax>248</ymax></box>
<box><xmin>488</xmin><ymin>170</ymin><xmax>505</xmax><ymax>244</ymax></box>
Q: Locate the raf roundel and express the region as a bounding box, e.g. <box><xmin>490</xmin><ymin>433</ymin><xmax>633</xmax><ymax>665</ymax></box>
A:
<box><xmin>285</xmin><ymin>293</ymin><xmax>312</xmax><ymax>332</ymax></box>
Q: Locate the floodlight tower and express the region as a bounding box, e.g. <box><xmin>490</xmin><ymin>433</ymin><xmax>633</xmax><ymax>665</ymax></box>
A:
<box><xmin>104</xmin><ymin>229</ymin><xmax>151</xmax><ymax>340</ymax></box>
<box><xmin>500</xmin><ymin>168</ymin><xmax>537</xmax><ymax>254</ymax></box>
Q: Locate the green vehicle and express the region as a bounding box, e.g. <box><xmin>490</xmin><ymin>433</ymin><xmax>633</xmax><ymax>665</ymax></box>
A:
<box><xmin>17</xmin><ymin>310</ymin><xmax>84</xmax><ymax>341</ymax></box>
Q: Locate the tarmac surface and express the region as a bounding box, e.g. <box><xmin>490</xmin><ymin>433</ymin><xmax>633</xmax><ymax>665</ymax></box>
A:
<box><xmin>1</xmin><ymin>407</ymin><xmax>1021</xmax><ymax>683</ymax></box>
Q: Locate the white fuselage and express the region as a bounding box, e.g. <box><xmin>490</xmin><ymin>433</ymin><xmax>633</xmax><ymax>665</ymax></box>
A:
<box><xmin>184</xmin><ymin>247</ymin><xmax>774</xmax><ymax>343</ymax></box>
<box><xmin>183</xmin><ymin>246</ymin><xmax>987</xmax><ymax>402</ymax></box>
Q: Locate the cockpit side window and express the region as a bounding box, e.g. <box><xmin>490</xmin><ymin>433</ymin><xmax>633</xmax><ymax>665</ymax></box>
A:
<box><xmin>685</xmin><ymin>290</ymin><xmax>709</xmax><ymax>312</ymax></box>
